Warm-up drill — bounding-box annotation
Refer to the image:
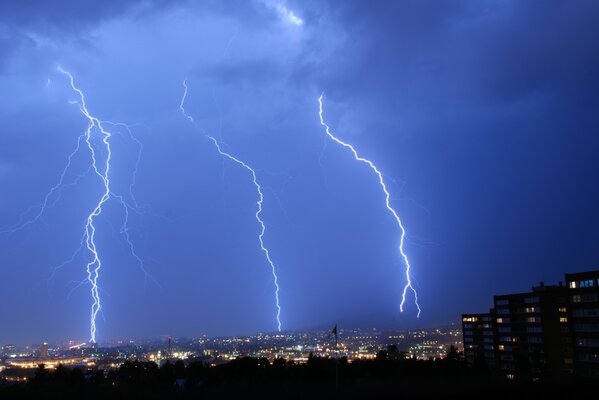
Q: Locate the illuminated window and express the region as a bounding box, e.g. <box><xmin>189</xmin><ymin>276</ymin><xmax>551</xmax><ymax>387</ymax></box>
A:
<box><xmin>526</xmin><ymin>317</ymin><xmax>541</xmax><ymax>323</ymax></box>
<box><xmin>498</xmin><ymin>345</ymin><xmax>505</xmax><ymax>351</ymax></box>
<box><xmin>560</xmin><ymin>317</ymin><xmax>568</xmax><ymax>323</ymax></box>
<box><xmin>569</xmin><ymin>281</ymin><xmax>577</xmax><ymax>289</ymax></box>
<box><xmin>497</xmin><ymin>318</ymin><xmax>510</xmax><ymax>324</ymax></box>
<box><xmin>580</xmin><ymin>280</ymin><xmax>595</xmax><ymax>288</ymax></box>
<box><xmin>558</xmin><ymin>307</ymin><xmax>567</xmax><ymax>313</ymax></box>
<box><xmin>462</xmin><ymin>317</ymin><xmax>478</xmax><ymax>322</ymax></box>
<box><xmin>571</xmin><ymin>295</ymin><xmax>581</xmax><ymax>303</ymax></box>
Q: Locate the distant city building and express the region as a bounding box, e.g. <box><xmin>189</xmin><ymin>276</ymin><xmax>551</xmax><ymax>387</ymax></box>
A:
<box><xmin>462</xmin><ymin>270</ymin><xmax>599</xmax><ymax>380</ymax></box>
<box><xmin>2</xmin><ymin>344</ymin><xmax>16</xmax><ymax>357</ymax></box>
<box><xmin>40</xmin><ymin>342</ymin><xmax>49</xmax><ymax>359</ymax></box>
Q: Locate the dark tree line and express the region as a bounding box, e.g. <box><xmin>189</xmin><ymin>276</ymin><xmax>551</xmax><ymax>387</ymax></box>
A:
<box><xmin>0</xmin><ymin>348</ymin><xmax>597</xmax><ymax>399</ymax></box>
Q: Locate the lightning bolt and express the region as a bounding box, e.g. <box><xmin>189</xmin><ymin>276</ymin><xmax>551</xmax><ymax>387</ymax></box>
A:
<box><xmin>180</xmin><ymin>80</ymin><xmax>283</xmax><ymax>331</ymax></box>
<box><xmin>58</xmin><ymin>67</ymin><xmax>113</xmax><ymax>343</ymax></box>
<box><xmin>318</xmin><ymin>94</ymin><xmax>421</xmax><ymax>318</ymax></box>
<box><xmin>0</xmin><ymin>134</ymin><xmax>89</xmax><ymax>234</ymax></box>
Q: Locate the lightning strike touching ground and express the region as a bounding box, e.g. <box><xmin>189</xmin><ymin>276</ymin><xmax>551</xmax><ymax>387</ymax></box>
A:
<box><xmin>58</xmin><ymin>67</ymin><xmax>113</xmax><ymax>343</ymax></box>
<box><xmin>1</xmin><ymin>68</ymin><xmax>157</xmax><ymax>343</ymax></box>
<box><xmin>180</xmin><ymin>80</ymin><xmax>283</xmax><ymax>331</ymax></box>
<box><xmin>318</xmin><ymin>94</ymin><xmax>421</xmax><ymax>318</ymax></box>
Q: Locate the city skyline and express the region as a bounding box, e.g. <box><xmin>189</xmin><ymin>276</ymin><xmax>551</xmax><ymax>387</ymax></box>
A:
<box><xmin>1</xmin><ymin>1</ymin><xmax>599</xmax><ymax>344</ymax></box>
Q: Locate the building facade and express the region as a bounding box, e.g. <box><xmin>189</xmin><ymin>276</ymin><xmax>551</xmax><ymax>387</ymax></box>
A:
<box><xmin>566</xmin><ymin>271</ymin><xmax>599</xmax><ymax>377</ymax></box>
<box><xmin>462</xmin><ymin>270</ymin><xmax>599</xmax><ymax>380</ymax></box>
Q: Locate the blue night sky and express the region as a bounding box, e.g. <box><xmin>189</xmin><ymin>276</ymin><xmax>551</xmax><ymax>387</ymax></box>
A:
<box><xmin>0</xmin><ymin>1</ymin><xmax>598</xmax><ymax>345</ymax></box>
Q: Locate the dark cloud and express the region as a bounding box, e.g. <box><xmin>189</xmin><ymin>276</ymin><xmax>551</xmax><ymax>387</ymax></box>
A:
<box><xmin>0</xmin><ymin>0</ymin><xmax>598</xmax><ymax>344</ymax></box>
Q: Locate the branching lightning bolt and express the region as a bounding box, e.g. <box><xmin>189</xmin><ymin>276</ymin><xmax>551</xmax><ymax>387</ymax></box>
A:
<box><xmin>180</xmin><ymin>80</ymin><xmax>283</xmax><ymax>331</ymax></box>
<box><xmin>0</xmin><ymin>134</ymin><xmax>89</xmax><ymax>234</ymax></box>
<box><xmin>58</xmin><ymin>67</ymin><xmax>112</xmax><ymax>343</ymax></box>
<box><xmin>318</xmin><ymin>94</ymin><xmax>421</xmax><ymax>317</ymax></box>
<box><xmin>1</xmin><ymin>68</ymin><xmax>157</xmax><ymax>343</ymax></box>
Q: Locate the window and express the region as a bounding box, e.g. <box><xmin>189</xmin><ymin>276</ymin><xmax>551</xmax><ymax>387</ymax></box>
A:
<box><xmin>576</xmin><ymin>339</ymin><xmax>599</xmax><ymax>348</ymax></box>
<box><xmin>558</xmin><ymin>307</ymin><xmax>567</xmax><ymax>313</ymax></box>
<box><xmin>527</xmin><ymin>317</ymin><xmax>541</xmax><ymax>323</ymax></box>
<box><xmin>527</xmin><ymin>326</ymin><xmax>542</xmax><ymax>333</ymax></box>
<box><xmin>464</xmin><ymin>337</ymin><xmax>473</xmax><ymax>343</ymax></box>
<box><xmin>569</xmin><ymin>281</ymin><xmax>577</xmax><ymax>289</ymax></box>
<box><xmin>463</xmin><ymin>317</ymin><xmax>478</xmax><ymax>322</ymax></box>
<box><xmin>582</xmin><ymin>293</ymin><xmax>598</xmax><ymax>302</ymax></box>
<box><xmin>499</xmin><ymin>336</ymin><xmax>512</xmax><ymax>342</ymax></box>
<box><xmin>498</xmin><ymin>327</ymin><xmax>511</xmax><ymax>333</ymax></box>
<box><xmin>525</xmin><ymin>307</ymin><xmax>540</xmax><ymax>313</ymax></box>
<box><xmin>483</xmin><ymin>338</ymin><xmax>493</xmax><ymax>343</ymax></box>
<box><xmin>496</xmin><ymin>299</ymin><xmax>509</xmax><ymax>306</ymax></box>
<box><xmin>573</xmin><ymin>309</ymin><xmax>599</xmax><ymax>318</ymax></box>
<box><xmin>528</xmin><ymin>337</ymin><xmax>543</xmax><ymax>343</ymax></box>
<box><xmin>580</xmin><ymin>279</ymin><xmax>595</xmax><ymax>288</ymax></box>
<box><xmin>497</xmin><ymin>318</ymin><xmax>510</xmax><ymax>324</ymax></box>
<box><xmin>464</xmin><ymin>331</ymin><xmax>473</xmax><ymax>336</ymax></box>
<box><xmin>497</xmin><ymin>308</ymin><xmax>510</xmax><ymax>315</ymax></box>
<box><xmin>464</xmin><ymin>323</ymin><xmax>473</xmax><ymax>329</ymax></box>
<box><xmin>574</xmin><ymin>323</ymin><xmax>599</xmax><ymax>332</ymax></box>
<box><xmin>560</xmin><ymin>317</ymin><xmax>569</xmax><ymax>323</ymax></box>
<box><xmin>484</xmin><ymin>345</ymin><xmax>494</xmax><ymax>350</ymax></box>
<box><xmin>524</xmin><ymin>297</ymin><xmax>540</xmax><ymax>304</ymax></box>
<box><xmin>572</xmin><ymin>293</ymin><xmax>598</xmax><ymax>303</ymax></box>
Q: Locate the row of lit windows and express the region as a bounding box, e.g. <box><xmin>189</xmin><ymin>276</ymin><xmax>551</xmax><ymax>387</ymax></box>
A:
<box><xmin>524</xmin><ymin>307</ymin><xmax>540</xmax><ymax>313</ymax></box>
<box><xmin>496</xmin><ymin>306</ymin><xmax>541</xmax><ymax>315</ymax></box>
<box><xmin>569</xmin><ymin>279</ymin><xmax>598</xmax><ymax>289</ymax></box>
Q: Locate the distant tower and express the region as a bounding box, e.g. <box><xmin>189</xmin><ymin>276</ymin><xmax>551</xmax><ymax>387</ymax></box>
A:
<box><xmin>40</xmin><ymin>342</ymin><xmax>49</xmax><ymax>359</ymax></box>
<box><xmin>168</xmin><ymin>336</ymin><xmax>172</xmax><ymax>357</ymax></box>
